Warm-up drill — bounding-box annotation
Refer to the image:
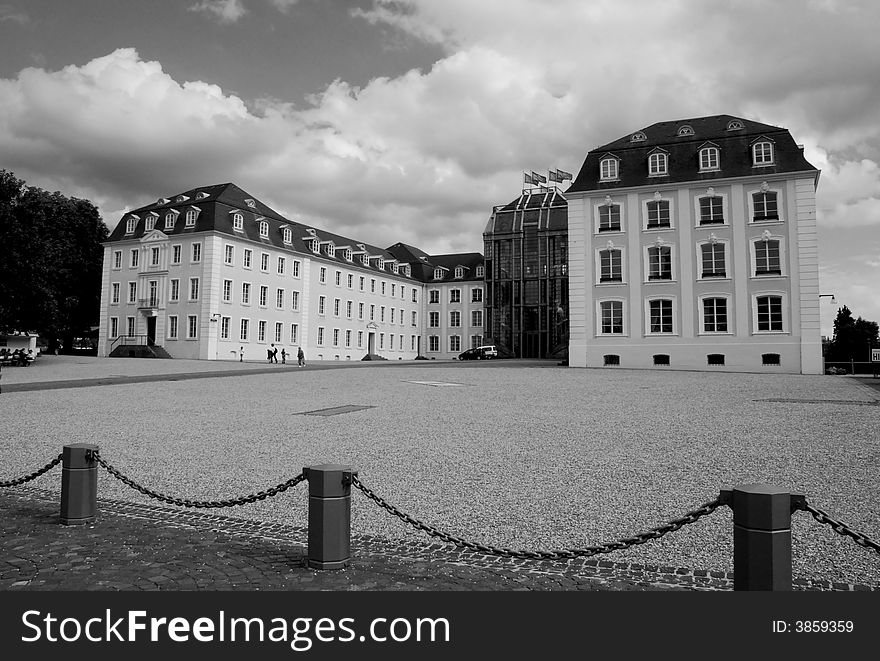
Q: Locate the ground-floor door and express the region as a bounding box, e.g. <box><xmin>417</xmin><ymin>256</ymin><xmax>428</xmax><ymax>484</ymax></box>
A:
<box><xmin>368</xmin><ymin>332</ymin><xmax>375</xmax><ymax>354</ymax></box>
<box><xmin>146</xmin><ymin>317</ymin><xmax>156</xmax><ymax>346</ymax></box>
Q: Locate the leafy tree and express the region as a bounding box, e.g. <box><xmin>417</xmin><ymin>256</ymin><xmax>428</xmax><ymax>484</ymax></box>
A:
<box><xmin>827</xmin><ymin>305</ymin><xmax>880</xmax><ymax>366</ymax></box>
<box><xmin>0</xmin><ymin>170</ymin><xmax>108</xmax><ymax>351</ymax></box>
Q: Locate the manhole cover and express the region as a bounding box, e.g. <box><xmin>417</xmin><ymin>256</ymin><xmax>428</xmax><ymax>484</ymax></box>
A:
<box><xmin>300</xmin><ymin>405</ymin><xmax>376</xmax><ymax>416</ymax></box>
<box><xmin>755</xmin><ymin>398</ymin><xmax>880</xmax><ymax>406</ymax></box>
<box><xmin>405</xmin><ymin>381</ymin><xmax>467</xmax><ymax>387</ymax></box>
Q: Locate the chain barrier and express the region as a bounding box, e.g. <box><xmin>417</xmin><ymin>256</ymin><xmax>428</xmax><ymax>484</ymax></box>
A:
<box><xmin>0</xmin><ymin>454</ymin><xmax>63</xmax><ymax>488</ymax></box>
<box><xmin>92</xmin><ymin>451</ymin><xmax>306</xmax><ymax>509</ymax></box>
<box><xmin>802</xmin><ymin>503</ymin><xmax>880</xmax><ymax>555</ymax></box>
<box><xmin>351</xmin><ymin>475</ymin><xmax>722</xmax><ymax>560</ymax></box>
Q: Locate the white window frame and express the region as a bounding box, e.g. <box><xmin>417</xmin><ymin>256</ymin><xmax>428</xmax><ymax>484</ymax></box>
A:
<box><xmin>648</xmin><ymin>152</ymin><xmax>668</xmax><ymax>176</ymax></box>
<box><xmin>171</xmin><ymin>245</ymin><xmax>181</xmax><ymax>265</ymax></box>
<box><xmin>259</xmin><ymin>221</ymin><xmax>269</xmax><ymax>238</ymax></box>
<box><xmin>699</xmin><ymin>147</ymin><xmax>720</xmax><ymax>171</ymax></box>
<box><xmin>695</xmin><ymin>190</ymin><xmax>728</xmax><ymax>226</ymax></box>
<box><xmin>644</xmin><ymin>297</ymin><xmax>677</xmax><ymax>336</ymax></box>
<box><xmin>261</xmin><ymin>253</ymin><xmax>270</xmax><ymax>272</ymax></box>
<box><xmin>696</xmin><ymin>240</ymin><xmax>730</xmax><ymax>281</ymax></box>
<box><xmin>752</xmin><ymin>292</ymin><xmax>788</xmax><ymax>334</ymax></box>
<box><xmin>450</xmin><ymin>289</ymin><xmax>461</xmax><ymax>304</ymax></box>
<box><xmin>644</xmin><ymin>244</ymin><xmax>675</xmax><ymax>283</ymax></box>
<box><xmin>243</xmin><ymin>249</ymin><xmax>252</xmax><ymax>269</ymax></box>
<box><xmin>599</xmin><ymin>157</ymin><xmax>619</xmax><ymax>181</ymax></box>
<box><xmin>241</xmin><ymin>282</ymin><xmax>251</xmax><ymax>305</ymax></box>
<box><xmin>594</xmin><ymin>200</ymin><xmax>624</xmax><ymax>234</ymax></box>
<box><xmin>642</xmin><ymin>195</ymin><xmax>674</xmax><ymax>230</ymax></box>
<box><xmin>596</xmin><ymin>299</ymin><xmax>627</xmax><ymax>336</ymax></box>
<box><xmin>187</xmin><ymin>315</ymin><xmax>198</xmax><ymax>340</ymax></box>
<box><xmin>167</xmin><ymin>315</ymin><xmax>178</xmax><ymax>340</ymax></box>
<box><xmin>240</xmin><ymin>318</ymin><xmax>249</xmax><ymax>341</ymax></box>
<box><xmin>111</xmin><ymin>282</ymin><xmax>120</xmax><ymax>304</ymax></box>
<box><xmin>220</xmin><ymin>316</ymin><xmax>230</xmax><ymax>340</ymax></box>
<box><xmin>291</xmin><ymin>290</ymin><xmax>299</xmax><ymax>311</ymax></box>
<box><xmin>750</xmin><ymin>234</ymin><xmax>786</xmax><ymax>278</ymax></box>
<box><xmin>471</xmin><ymin>288</ymin><xmax>483</xmax><ymax>303</ymax></box>
<box><xmin>752</xmin><ymin>141</ymin><xmax>775</xmax><ymax>166</ymax></box>
<box><xmin>224</xmin><ymin>244</ymin><xmax>234</xmax><ymax>265</ymax></box>
<box><xmin>595</xmin><ymin>246</ymin><xmax>625</xmax><ymax>284</ymax></box>
<box><xmin>169</xmin><ymin>279</ymin><xmax>179</xmax><ymax>302</ymax></box>
<box><xmin>223</xmin><ymin>279</ymin><xmax>233</xmax><ymax>303</ymax></box>
<box><xmin>191</xmin><ymin>242</ymin><xmax>201</xmax><ymax>263</ymax></box>
<box><xmin>113</xmin><ymin>251</ymin><xmax>122</xmax><ymax>269</ymax></box>
<box><xmin>189</xmin><ymin>277</ymin><xmax>200</xmax><ymax>301</ymax></box>
<box><xmin>748</xmin><ymin>185</ymin><xmax>784</xmax><ymax>223</ymax></box>
<box><xmin>697</xmin><ymin>294</ymin><xmax>733</xmax><ymax>335</ymax></box>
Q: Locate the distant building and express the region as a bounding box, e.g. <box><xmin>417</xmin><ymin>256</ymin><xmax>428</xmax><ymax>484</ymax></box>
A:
<box><xmin>97</xmin><ymin>183</ymin><xmax>483</xmax><ymax>361</ymax></box>
<box><xmin>483</xmin><ymin>187</ymin><xmax>569</xmax><ymax>358</ymax></box>
<box><xmin>565</xmin><ymin>115</ymin><xmax>821</xmax><ymax>373</ymax></box>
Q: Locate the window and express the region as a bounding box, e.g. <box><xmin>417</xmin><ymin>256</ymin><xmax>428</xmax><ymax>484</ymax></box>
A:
<box><xmin>336</xmin><ymin>271</ymin><xmax>342</xmax><ymax>286</ymax></box>
<box><xmin>701</xmin><ymin>242</ymin><xmax>726</xmax><ymax>278</ymax></box>
<box><xmin>472</xmin><ymin>310</ymin><xmax>483</xmax><ymax>327</ymax></box>
<box><xmin>126</xmin><ymin>217</ymin><xmax>137</xmax><ymax>234</ymax></box>
<box><xmin>225</xmin><ymin>245</ymin><xmax>234</xmax><ymax>264</ymax></box>
<box><xmin>346</xmin><ymin>300</ymin><xmax>352</xmax><ymax>318</ymax></box>
<box><xmin>699</xmin><ymin>196</ymin><xmax>724</xmax><ymax>224</ymax></box>
<box><xmin>600</xmin><ymin>301</ymin><xmax>624</xmax><ymax>334</ymax></box>
<box><xmin>648</xmin><ymin>153</ymin><xmax>668</xmax><ymax>176</ymax></box>
<box><xmin>185</xmin><ymin>209</ymin><xmax>197</xmax><ymax>227</ymax></box>
<box><xmin>241</xmin><ymin>282</ymin><xmax>251</xmax><ymax>305</ymax></box>
<box><xmin>189</xmin><ymin>278</ymin><xmax>199</xmax><ymax>301</ymax></box>
<box><xmin>476</xmin><ymin>265</ymin><xmax>484</xmax><ymax>277</ymax></box>
<box><xmin>429</xmin><ymin>336</ymin><xmax>439</xmax><ymax>352</ymax></box>
<box><xmin>129</xmin><ymin>281</ymin><xmax>138</xmax><ymax>303</ymax></box>
<box><xmin>233</xmin><ymin>213</ymin><xmax>243</xmax><ymax>231</ymax></box>
<box><xmin>752</xmin><ymin>191</ymin><xmax>779</xmax><ymax>221</ymax></box>
<box><xmin>471</xmin><ymin>288</ymin><xmax>483</xmax><ymax>303</ymax></box>
<box><xmin>318</xmin><ymin>296</ymin><xmax>326</xmax><ymax>315</ymax></box>
<box><xmin>391</xmin><ymin>308</ymin><xmax>396</xmax><ymax>324</ymax></box>
<box><xmin>647</xmin><ymin>246</ymin><xmax>672</xmax><ymax>280</ymax></box>
<box><xmin>762</xmin><ymin>353</ymin><xmax>781</xmax><ymax>366</ymax></box>
<box><xmin>756</xmin><ymin>295</ymin><xmax>783</xmax><ymax>331</ymax></box>
<box><xmin>110</xmin><ymin>317</ymin><xmax>119</xmax><ymax>338</ymax></box>
<box><xmin>648</xmin><ymin>299</ymin><xmax>673</xmax><ymax>334</ymax></box>
<box><xmin>259</xmin><ymin>221</ymin><xmax>269</xmax><ymax>238</ymax></box>
<box><xmin>145</xmin><ymin>216</ymin><xmax>156</xmax><ymax>231</ymax></box>
<box><xmin>677</xmin><ymin>125</ymin><xmax>694</xmax><ymax>137</ymax></box>
<box><xmin>259</xmin><ymin>286</ymin><xmax>268</xmax><ymax>307</ymax></box>
<box><xmin>347</xmin><ymin>274</ymin><xmax>354</xmax><ymax>288</ymax></box>
<box><xmin>277</xmin><ymin>257</ymin><xmax>285</xmax><ymax>275</ymax></box>
<box><xmin>379</xmin><ymin>333</ymin><xmax>384</xmax><ymax>349</ymax></box>
<box><xmin>391</xmin><ymin>283</ymin><xmax>396</xmax><ymax>297</ymax></box>
<box><xmin>334</xmin><ymin>299</ymin><xmax>341</xmax><ymax>317</ymax></box>
<box><xmin>258</xmin><ymin>320</ymin><xmax>267</xmax><ymax>342</ymax></box>
<box><xmin>429</xmin><ymin>290</ymin><xmax>439</xmax><ymax>304</ymax></box>
<box><xmin>755</xmin><ymin>239</ymin><xmax>781</xmax><ymax>275</ymax></box>
<box><xmin>454</xmin><ymin>267</ymin><xmax>464</xmax><ymax>279</ymax></box>
<box><xmin>380</xmin><ymin>281</ymin><xmax>386</xmax><ymax>295</ymax></box>
<box><xmin>113</xmin><ymin>251</ymin><xmax>122</xmax><ymax>269</ymax></box>
<box><xmin>220</xmin><ymin>317</ymin><xmax>230</xmax><ymax>340</ymax></box>
<box><xmin>292</xmin><ymin>260</ymin><xmax>300</xmax><ymax>278</ymax></box>
<box><xmin>282</xmin><ymin>228</ymin><xmax>292</xmax><ymax>244</ymax></box>
<box><xmin>699</xmin><ymin>147</ymin><xmax>719</xmax><ymax>171</ymax></box>
<box><xmin>130</xmin><ymin>249</ymin><xmax>140</xmax><ymax>268</ymax></box>
<box><xmin>191</xmin><ymin>243</ymin><xmax>201</xmax><ymax>263</ymax></box>
<box><xmin>172</xmin><ymin>245</ymin><xmax>181</xmax><ymax>265</ymax></box>
<box><xmin>169</xmin><ymin>279</ymin><xmax>179</xmax><ymax>302</ymax></box>
<box><xmin>703</xmin><ymin>298</ymin><xmax>728</xmax><ymax>333</ymax></box>
<box><xmin>290</xmin><ymin>324</ymin><xmax>298</xmax><ymax>344</ymax></box>
<box><xmin>600</xmin><ymin>157</ymin><xmax>618</xmax><ymax>180</ymax></box>
<box><xmin>319</xmin><ymin>267</ymin><xmax>326</xmax><ymax>283</ymax></box>
<box><xmin>127</xmin><ymin>316</ymin><xmax>136</xmax><ymax>337</ymax></box>
<box><xmin>261</xmin><ymin>253</ymin><xmax>269</xmax><ymax>272</ymax></box>
<box><xmin>604</xmin><ymin>354</ymin><xmax>620</xmax><ymax>366</ymax></box>
<box><xmin>653</xmin><ymin>354</ymin><xmax>670</xmax><ymax>366</ymax></box>
<box><xmin>357</xmin><ymin>331</ymin><xmax>363</xmax><ymax>348</ymax></box>
<box><xmin>470</xmin><ymin>335</ymin><xmax>482</xmax><ymax>349</ymax></box>
<box><xmin>111</xmin><ymin>283</ymin><xmax>120</xmax><ymax>304</ymax></box>
<box><xmin>223</xmin><ymin>279</ymin><xmax>232</xmax><ymax>302</ymax></box>
<box><xmin>167</xmin><ymin>316</ymin><xmax>178</xmax><ymax>340</ymax></box>
<box><xmin>275</xmin><ymin>322</ymin><xmax>283</xmax><ymax>343</ymax></box>
<box><xmin>333</xmin><ymin>329</ymin><xmax>340</xmax><ymax>347</ymax></box>
<box><xmin>450</xmin><ymin>289</ymin><xmax>461</xmax><ymax>303</ymax></box>
<box><xmin>599</xmin><ymin>204</ymin><xmax>621</xmax><ymax>232</ymax></box>
<box><xmin>412</xmin><ymin>289</ymin><xmax>418</xmax><ymax>303</ymax></box>
<box><xmin>753</xmin><ymin>141</ymin><xmax>774</xmax><ymax>165</ymax></box>
<box><xmin>276</xmin><ymin>288</ymin><xmax>284</xmax><ymax>309</ymax></box>
<box><xmin>359</xmin><ymin>276</ymin><xmax>365</xmax><ymax>291</ymax></box>
<box><xmin>450</xmin><ymin>311</ymin><xmax>461</xmax><ymax>327</ymax></box>
<box><xmin>150</xmin><ymin>247</ymin><xmax>160</xmax><ymax>266</ymax></box>
<box><xmin>599</xmin><ymin>249</ymin><xmax>622</xmax><ymax>282</ymax></box>
<box><xmin>370</xmin><ymin>304</ymin><xmax>375</xmax><ymax>321</ymax></box>
<box><xmin>291</xmin><ymin>290</ymin><xmax>299</xmax><ymax>311</ymax></box>
<box><xmin>243</xmin><ymin>249</ymin><xmax>252</xmax><ymax>269</ymax></box>
<box><xmin>148</xmin><ymin>280</ymin><xmax>158</xmax><ymax>307</ymax></box>
<box><xmin>646</xmin><ymin>200</ymin><xmax>670</xmax><ymax>228</ymax></box>
<box><xmin>412</xmin><ymin>311</ymin><xmax>417</xmax><ymax>326</ymax></box>
<box><xmin>707</xmin><ymin>353</ymin><xmax>725</xmax><ymax>366</ymax></box>
<box><xmin>450</xmin><ymin>335</ymin><xmax>461</xmax><ymax>352</ymax></box>
<box><xmin>165</xmin><ymin>213</ymin><xmax>176</xmax><ymax>230</ymax></box>
<box><xmin>240</xmin><ymin>318</ymin><xmax>249</xmax><ymax>341</ymax></box>
<box><xmin>345</xmin><ymin>330</ymin><xmax>352</xmax><ymax>348</ymax></box>
<box><xmin>187</xmin><ymin>315</ymin><xmax>198</xmax><ymax>339</ymax></box>
<box><xmin>358</xmin><ymin>302</ymin><xmax>364</xmax><ymax>320</ymax></box>
<box><xmin>429</xmin><ymin>312</ymin><xmax>439</xmax><ymax>328</ymax></box>
<box><xmin>380</xmin><ymin>306</ymin><xmax>385</xmax><ymax>322</ymax></box>
<box><xmin>433</xmin><ymin>268</ymin><xmax>444</xmax><ymax>280</ymax></box>
<box><xmin>317</xmin><ymin>327</ymin><xmax>325</xmax><ymax>345</ymax></box>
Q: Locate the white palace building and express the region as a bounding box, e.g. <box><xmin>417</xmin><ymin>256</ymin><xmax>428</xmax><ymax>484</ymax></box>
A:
<box><xmin>97</xmin><ymin>183</ymin><xmax>484</xmax><ymax>362</ymax></box>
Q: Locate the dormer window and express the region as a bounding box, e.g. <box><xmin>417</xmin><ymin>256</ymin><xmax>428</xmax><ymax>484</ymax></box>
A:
<box><xmin>677</xmin><ymin>125</ymin><xmax>694</xmax><ymax>137</ymax></box>
<box><xmin>343</xmin><ymin>249</ymin><xmax>352</xmax><ymax>261</ymax></box>
<box><xmin>630</xmin><ymin>132</ymin><xmax>647</xmax><ymax>142</ymax></box>
<box><xmin>476</xmin><ymin>265</ymin><xmax>484</xmax><ymax>278</ymax></box>
<box><xmin>325</xmin><ymin>243</ymin><xmax>335</xmax><ymax>257</ymax></box>
<box><xmin>310</xmin><ymin>239</ymin><xmax>319</xmax><ymax>253</ymax></box>
<box><xmin>164</xmin><ymin>212</ymin><xmax>177</xmax><ymax>230</ymax></box>
<box><xmin>176</xmin><ymin>195</ymin><xmax>189</xmax><ymax>203</ymax></box>
<box><xmin>125</xmin><ymin>216</ymin><xmax>138</xmax><ymax>234</ymax></box>
<box><xmin>376</xmin><ymin>258</ymin><xmax>384</xmax><ymax>270</ymax></box>
<box><xmin>145</xmin><ymin>215</ymin><xmax>156</xmax><ymax>231</ymax></box>
<box><xmin>360</xmin><ymin>253</ymin><xmax>369</xmax><ymax>265</ymax></box>
<box><xmin>752</xmin><ymin>141</ymin><xmax>774</xmax><ymax>166</ymax></box>
<box><xmin>401</xmin><ymin>264</ymin><xmax>410</xmax><ymax>277</ymax></box>
<box><xmin>699</xmin><ymin>146</ymin><xmax>720</xmax><ymax>171</ymax></box>
<box><xmin>185</xmin><ymin>208</ymin><xmax>199</xmax><ymax>227</ymax></box>
<box><xmin>599</xmin><ymin>157</ymin><xmax>619</xmax><ymax>181</ymax></box>
<box><xmin>244</xmin><ymin>198</ymin><xmax>257</xmax><ymax>209</ymax></box>
<box><xmin>196</xmin><ymin>192</ymin><xmax>209</xmax><ymax>200</ymax></box>
<box><xmin>648</xmin><ymin>152</ymin><xmax>668</xmax><ymax>176</ymax></box>
<box><xmin>433</xmin><ymin>268</ymin><xmax>444</xmax><ymax>280</ymax></box>
<box><xmin>454</xmin><ymin>266</ymin><xmax>464</xmax><ymax>279</ymax></box>
<box><xmin>157</xmin><ymin>197</ymin><xmax>170</xmax><ymax>205</ymax></box>
<box><xmin>232</xmin><ymin>213</ymin><xmax>243</xmax><ymax>231</ymax></box>
<box><xmin>727</xmin><ymin>120</ymin><xmax>744</xmax><ymax>131</ymax></box>
<box><xmin>259</xmin><ymin>221</ymin><xmax>269</xmax><ymax>238</ymax></box>
<box><xmin>282</xmin><ymin>228</ymin><xmax>292</xmax><ymax>244</ymax></box>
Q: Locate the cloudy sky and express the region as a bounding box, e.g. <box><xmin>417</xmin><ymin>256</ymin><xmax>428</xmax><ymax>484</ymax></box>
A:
<box><xmin>1</xmin><ymin>0</ymin><xmax>878</xmax><ymax>336</ymax></box>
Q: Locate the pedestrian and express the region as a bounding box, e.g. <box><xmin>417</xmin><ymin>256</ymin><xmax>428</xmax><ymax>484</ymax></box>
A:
<box><xmin>267</xmin><ymin>346</ymin><xmax>274</xmax><ymax>362</ymax></box>
<box><xmin>297</xmin><ymin>346</ymin><xmax>305</xmax><ymax>367</ymax></box>
<box><xmin>271</xmin><ymin>343</ymin><xmax>279</xmax><ymax>363</ymax></box>
<box><xmin>281</xmin><ymin>348</ymin><xmax>287</xmax><ymax>364</ymax></box>
<box><xmin>239</xmin><ymin>347</ymin><xmax>244</xmax><ymax>362</ymax></box>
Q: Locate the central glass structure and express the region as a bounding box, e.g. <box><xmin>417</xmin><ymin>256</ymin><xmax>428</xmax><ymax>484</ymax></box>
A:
<box><xmin>483</xmin><ymin>188</ymin><xmax>568</xmax><ymax>359</ymax></box>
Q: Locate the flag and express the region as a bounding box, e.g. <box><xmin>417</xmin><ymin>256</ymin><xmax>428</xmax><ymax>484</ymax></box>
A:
<box><xmin>523</xmin><ymin>172</ymin><xmax>535</xmax><ymax>185</ymax></box>
<box><xmin>557</xmin><ymin>169</ymin><xmax>573</xmax><ymax>181</ymax></box>
<box><xmin>548</xmin><ymin>169</ymin><xmax>561</xmax><ymax>183</ymax></box>
<box><xmin>531</xmin><ymin>171</ymin><xmax>547</xmax><ymax>184</ymax></box>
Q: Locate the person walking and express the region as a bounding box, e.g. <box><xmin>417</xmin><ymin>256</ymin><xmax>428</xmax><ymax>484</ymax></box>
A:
<box><xmin>239</xmin><ymin>347</ymin><xmax>244</xmax><ymax>362</ymax></box>
<box><xmin>280</xmin><ymin>347</ymin><xmax>287</xmax><ymax>364</ymax></box>
<box><xmin>267</xmin><ymin>346</ymin><xmax>274</xmax><ymax>362</ymax></box>
<box><xmin>297</xmin><ymin>346</ymin><xmax>305</xmax><ymax>367</ymax></box>
<box><xmin>271</xmin><ymin>344</ymin><xmax>279</xmax><ymax>363</ymax></box>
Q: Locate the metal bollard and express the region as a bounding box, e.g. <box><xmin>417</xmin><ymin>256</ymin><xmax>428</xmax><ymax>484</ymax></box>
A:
<box><xmin>721</xmin><ymin>483</ymin><xmax>804</xmax><ymax>591</ymax></box>
<box><xmin>303</xmin><ymin>464</ymin><xmax>357</xmax><ymax>570</ymax></box>
<box><xmin>60</xmin><ymin>443</ymin><xmax>98</xmax><ymax>526</ymax></box>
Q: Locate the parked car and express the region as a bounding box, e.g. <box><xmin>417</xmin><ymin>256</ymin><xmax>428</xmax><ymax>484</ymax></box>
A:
<box><xmin>457</xmin><ymin>345</ymin><xmax>499</xmax><ymax>360</ymax></box>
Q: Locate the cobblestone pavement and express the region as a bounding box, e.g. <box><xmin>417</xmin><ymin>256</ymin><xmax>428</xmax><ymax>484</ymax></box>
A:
<box><xmin>2</xmin><ymin>488</ymin><xmax>873</xmax><ymax>592</ymax></box>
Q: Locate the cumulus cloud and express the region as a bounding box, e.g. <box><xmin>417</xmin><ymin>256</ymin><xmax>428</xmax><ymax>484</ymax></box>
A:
<box><xmin>0</xmin><ymin>4</ymin><xmax>28</xmax><ymax>24</ymax></box>
<box><xmin>189</xmin><ymin>0</ymin><xmax>247</xmax><ymax>24</ymax></box>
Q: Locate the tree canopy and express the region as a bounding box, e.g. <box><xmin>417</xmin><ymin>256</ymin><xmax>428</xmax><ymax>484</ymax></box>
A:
<box><xmin>826</xmin><ymin>305</ymin><xmax>879</xmax><ymax>364</ymax></box>
<box><xmin>0</xmin><ymin>170</ymin><xmax>109</xmax><ymax>350</ymax></box>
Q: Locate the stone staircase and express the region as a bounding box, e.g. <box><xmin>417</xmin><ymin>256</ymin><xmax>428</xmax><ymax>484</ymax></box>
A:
<box><xmin>109</xmin><ymin>344</ymin><xmax>173</xmax><ymax>359</ymax></box>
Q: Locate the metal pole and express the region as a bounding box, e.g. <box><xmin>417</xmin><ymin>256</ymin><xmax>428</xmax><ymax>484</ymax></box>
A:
<box><xmin>60</xmin><ymin>443</ymin><xmax>98</xmax><ymax>525</ymax></box>
<box><xmin>303</xmin><ymin>464</ymin><xmax>357</xmax><ymax>570</ymax></box>
<box><xmin>722</xmin><ymin>484</ymin><xmax>803</xmax><ymax>591</ymax></box>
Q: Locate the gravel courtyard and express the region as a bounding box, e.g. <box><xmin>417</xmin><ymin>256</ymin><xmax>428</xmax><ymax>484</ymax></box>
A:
<box><xmin>2</xmin><ymin>359</ymin><xmax>879</xmax><ymax>587</ymax></box>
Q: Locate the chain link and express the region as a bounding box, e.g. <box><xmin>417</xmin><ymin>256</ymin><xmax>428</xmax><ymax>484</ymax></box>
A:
<box><xmin>0</xmin><ymin>454</ymin><xmax>63</xmax><ymax>488</ymax></box>
<box><xmin>352</xmin><ymin>475</ymin><xmax>722</xmax><ymax>560</ymax></box>
<box><xmin>93</xmin><ymin>451</ymin><xmax>306</xmax><ymax>509</ymax></box>
<box><xmin>803</xmin><ymin>503</ymin><xmax>880</xmax><ymax>555</ymax></box>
